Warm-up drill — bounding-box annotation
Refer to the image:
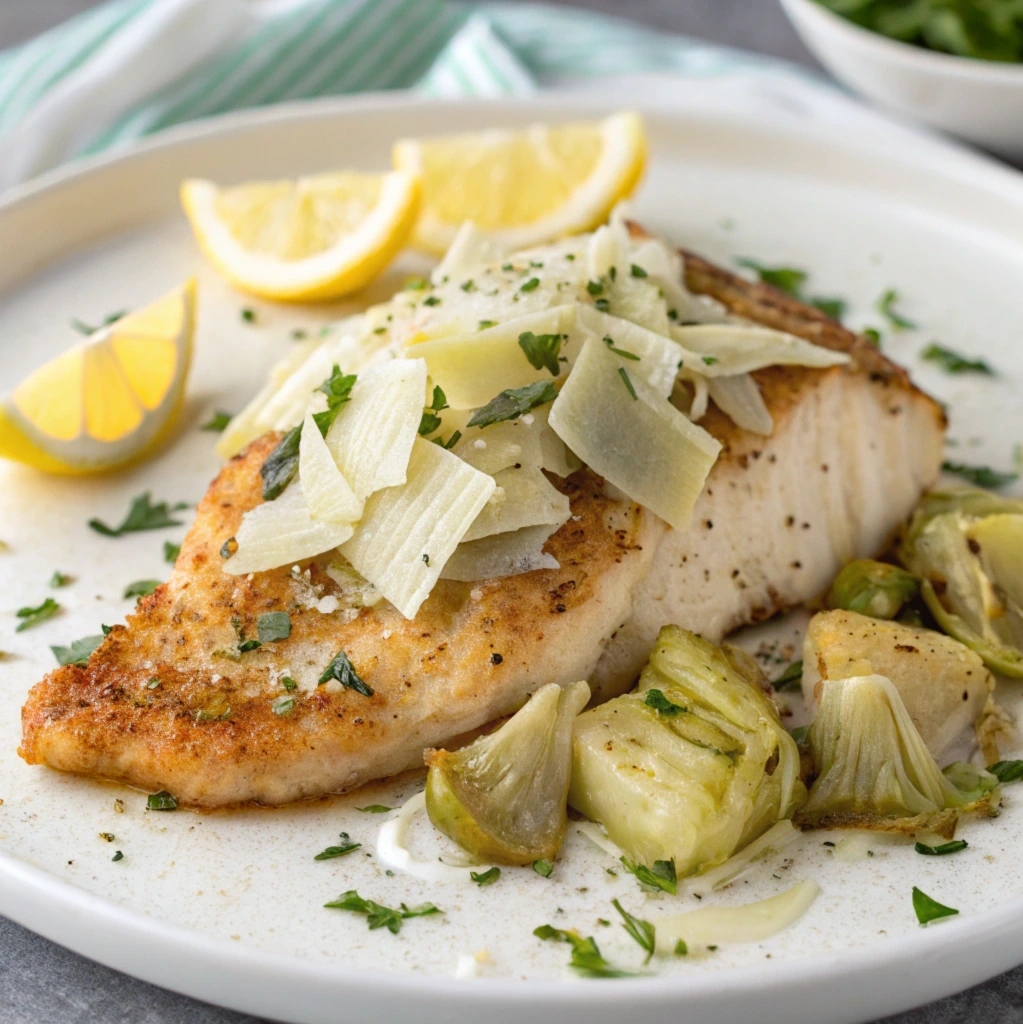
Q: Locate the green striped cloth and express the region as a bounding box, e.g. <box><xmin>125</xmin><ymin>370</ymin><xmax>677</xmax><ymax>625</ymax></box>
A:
<box><xmin>0</xmin><ymin>0</ymin><xmax>790</xmax><ymax>187</ymax></box>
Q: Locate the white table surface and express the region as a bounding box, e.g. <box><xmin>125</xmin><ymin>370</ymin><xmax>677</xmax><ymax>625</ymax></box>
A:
<box><xmin>1</xmin><ymin>2</ymin><xmax>1020</xmax><ymax>1022</ymax></box>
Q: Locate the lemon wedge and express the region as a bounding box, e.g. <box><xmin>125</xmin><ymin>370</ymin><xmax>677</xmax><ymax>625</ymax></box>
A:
<box><xmin>393</xmin><ymin>111</ymin><xmax>647</xmax><ymax>254</ymax></box>
<box><xmin>180</xmin><ymin>171</ymin><xmax>420</xmax><ymax>301</ymax></box>
<box><xmin>0</xmin><ymin>280</ymin><xmax>195</xmax><ymax>474</ymax></box>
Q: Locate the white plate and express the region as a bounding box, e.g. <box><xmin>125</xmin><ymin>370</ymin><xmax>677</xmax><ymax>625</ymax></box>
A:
<box><xmin>2</xmin><ymin>81</ymin><xmax>1023</xmax><ymax>1024</ymax></box>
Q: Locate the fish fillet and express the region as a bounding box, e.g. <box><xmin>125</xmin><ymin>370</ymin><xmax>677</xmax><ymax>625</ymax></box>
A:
<box><xmin>19</xmin><ymin>243</ymin><xmax>945</xmax><ymax>806</ymax></box>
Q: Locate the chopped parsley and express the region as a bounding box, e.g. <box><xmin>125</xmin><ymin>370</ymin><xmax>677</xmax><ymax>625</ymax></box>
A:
<box><xmin>478</xmin><ymin>320</ymin><xmax>497</xmax><ymax>330</ymax></box>
<box><xmin>773</xmin><ymin>660</ymin><xmax>803</xmax><ymax>692</ymax></box>
<box><xmin>257</xmin><ymin>611</ymin><xmax>291</xmax><ymax>643</ymax></box>
<box><xmin>422</xmin><ymin>553</ymin><xmax>430</xmax><ymax>567</ymax></box>
<box><xmin>471</xmin><ymin>867</ymin><xmax>501</xmax><ymax>887</ymax></box>
<box><xmin>461</xmin><ymin>279</ymin><xmax>475</xmax><ymax>292</ymax></box>
<box><xmin>313</xmin><ymin>365</ymin><xmax>358</xmax><ymax>435</ymax></box>
<box><xmin>318</xmin><ymin>648</ymin><xmax>372</xmax><ymax>695</ymax></box>
<box><xmin>163</xmin><ymin>541</ymin><xmax>181</xmax><ymax>564</ymax></box>
<box><xmin>942</xmin><ymin>461</ymin><xmax>1018</xmax><ymax>489</ymax></box>
<box><xmin>430</xmin><ymin>430</ymin><xmax>462</xmax><ymax>450</ymax></box>
<box><xmin>51</xmin><ymin>633</ymin><xmax>105</xmax><ymax>666</ymax></box>
<box><xmin>147</xmin><ymin>791</ymin><xmax>178</xmax><ymax>811</ymax></box>
<box><xmin>586</xmin><ymin>280</ymin><xmax>604</xmax><ymax>296</ymax></box>
<box><xmin>200</xmin><ymin>411</ymin><xmax>233</xmax><ymax>432</ymax></box>
<box><xmin>49</xmin><ymin>571</ymin><xmax>72</xmax><ymax>588</ymax></box>
<box><xmin>532</xmin><ymin>859</ymin><xmax>554</xmax><ymax>878</ymax></box>
<box><xmin>324</xmin><ymin>890</ymin><xmax>441</xmax><ymax>934</ymax></box>
<box><xmin>603</xmin><ymin>336</ymin><xmax>639</xmax><ymax>361</ymax></box>
<box><xmin>915</xmin><ymin>840</ymin><xmax>968</xmax><ymax>856</ymax></box>
<box><xmin>422</xmin><ymin>295</ymin><xmax>442</xmax><ymax>307</ymax></box>
<box><xmin>240</xmin><ymin>307</ymin><xmax>256</xmax><ymax>323</ymax></box>
<box><xmin>260</xmin><ymin>425</ymin><xmax>302</xmax><ymax>501</ymax></box>
<box><xmin>912</xmin><ymin>886</ymin><xmax>958</xmax><ymax>925</ymax></box>
<box><xmin>594</xmin><ymin>298</ymin><xmax>610</xmax><ymax>312</ymax></box>
<box><xmin>674</xmin><ymin>939</ymin><xmax>688</xmax><ymax>956</ymax></box>
<box><xmin>356</xmin><ymin>804</ymin><xmax>392</xmax><ymax>813</ymax></box>
<box><xmin>877</xmin><ymin>288</ymin><xmax>916</xmax><ymax>331</ymax></box>
<box><xmin>112</xmin><ymin>851</ymin><xmax>124</xmax><ymax>862</ymax></box>
<box><xmin>618</xmin><ymin>367</ymin><xmax>638</xmax><ymax>401</ymax></box>
<box><xmin>123</xmin><ymin>579</ymin><xmax>160</xmax><ymax>599</ymax></box>
<box><xmin>988</xmin><ymin>760</ymin><xmax>1023</xmax><ymax>783</ymax></box>
<box><xmin>518</xmin><ymin>331</ymin><xmax>564</xmax><ymax>376</ymax></box>
<box><xmin>862</xmin><ymin>328</ymin><xmax>882</xmax><ymax>348</ymax></box>
<box><xmin>630</xmin><ymin>264</ymin><xmax>648</xmax><ymax>278</ymax></box>
<box><xmin>520</xmin><ymin>277</ymin><xmax>541</xmax><ymax>293</ymax></box>
<box><xmin>701</xmin><ymin>356</ymin><xmax>718</xmax><ymax>365</ymax></box>
<box><xmin>315</xmin><ymin>833</ymin><xmax>361</xmax><ymax>860</ymax></box>
<box><xmin>281</xmin><ymin>676</ymin><xmax>298</xmax><ymax>691</ymax></box>
<box><xmin>737</xmin><ymin>258</ymin><xmax>807</xmax><ymax>295</ymax></box>
<box><xmin>15</xmin><ymin>597</ymin><xmax>61</xmax><ymax>632</ymax></box>
<box><xmin>922</xmin><ymin>343</ymin><xmax>995</xmax><ymax>376</ymax></box>
<box><xmin>533</xmin><ymin>925</ymin><xmax>635</xmax><ymax>978</ymax></box>
<box><xmin>418</xmin><ymin>385</ymin><xmax>449</xmax><ymax>436</ymax></box>
<box><xmin>791</xmin><ymin>725</ymin><xmax>809</xmax><ymax>745</ymax></box>
<box><xmin>271</xmin><ymin>695</ymin><xmax>296</xmax><ymax>716</ymax></box>
<box><xmin>89</xmin><ymin>493</ymin><xmax>189</xmax><ymax>537</ymax></box>
<box><xmin>146</xmin><ymin>678</ymin><xmax>161</xmax><ymax>689</ymax></box>
<box><xmin>612</xmin><ymin>898</ymin><xmax>655</xmax><ymax>963</ymax></box>
<box><xmin>71</xmin><ymin>310</ymin><xmax>126</xmax><ymax>335</ymax></box>
<box><xmin>620</xmin><ymin>855</ymin><xmax>676</xmax><ymax>895</ymax></box>
<box><xmin>467</xmin><ymin>380</ymin><xmax>557</xmax><ymax>429</ymax></box>
<box><xmin>643</xmin><ymin>689</ymin><xmax>687</xmax><ymax>717</ymax></box>
<box><xmin>810</xmin><ymin>296</ymin><xmax>847</xmax><ymax>320</ymax></box>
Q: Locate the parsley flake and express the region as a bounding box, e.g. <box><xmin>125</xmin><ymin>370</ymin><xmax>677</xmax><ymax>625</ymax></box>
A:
<box><xmin>773</xmin><ymin>660</ymin><xmax>803</xmax><ymax>692</ymax></box>
<box><xmin>123</xmin><ymin>579</ymin><xmax>160</xmax><ymax>599</ymax></box>
<box><xmin>737</xmin><ymin>258</ymin><xmax>807</xmax><ymax>295</ymax></box>
<box><xmin>315</xmin><ymin>833</ymin><xmax>361</xmax><ymax>860</ymax></box>
<box><xmin>200</xmin><ymin>411</ymin><xmax>233</xmax><ymax>432</ymax></box>
<box><xmin>471</xmin><ymin>867</ymin><xmax>501</xmax><ymax>887</ymax></box>
<box><xmin>518</xmin><ymin>331</ymin><xmax>564</xmax><ymax>376</ymax></box>
<box><xmin>467</xmin><ymin>380</ymin><xmax>557</xmax><ymax>429</ymax></box>
<box><xmin>942</xmin><ymin>461</ymin><xmax>1018</xmax><ymax>489</ymax></box>
<box><xmin>915</xmin><ymin>840</ymin><xmax>968</xmax><ymax>856</ymax></box>
<box><xmin>356</xmin><ymin>804</ymin><xmax>392</xmax><ymax>813</ymax></box>
<box><xmin>643</xmin><ymin>689</ymin><xmax>687</xmax><ymax>717</ymax></box>
<box><xmin>988</xmin><ymin>760</ymin><xmax>1023</xmax><ymax>783</ymax></box>
<box><xmin>147</xmin><ymin>791</ymin><xmax>177</xmax><ymax>811</ymax></box>
<box><xmin>257</xmin><ymin>611</ymin><xmax>291</xmax><ymax>643</ymax></box>
<box><xmin>533</xmin><ymin>925</ymin><xmax>635</xmax><ymax>978</ymax></box>
<box><xmin>532</xmin><ymin>859</ymin><xmax>554</xmax><ymax>878</ymax></box>
<box><xmin>319</xmin><ymin>648</ymin><xmax>372</xmax><ymax>695</ymax></box>
<box><xmin>630</xmin><ymin>264</ymin><xmax>648</xmax><ymax>278</ymax></box>
<box><xmin>51</xmin><ymin>634</ymin><xmax>105</xmax><ymax>666</ymax></box>
<box><xmin>612</xmin><ymin>898</ymin><xmax>655</xmax><ymax>963</ymax></box>
<box><xmin>163</xmin><ymin>541</ymin><xmax>181</xmax><ymax>564</ymax></box>
<box><xmin>618</xmin><ymin>367</ymin><xmax>638</xmax><ymax>401</ymax></box>
<box><xmin>272</xmin><ymin>695</ymin><xmax>296</xmax><ymax>716</ymax></box>
<box><xmin>324</xmin><ymin>890</ymin><xmax>441</xmax><ymax>934</ymax></box>
<box><xmin>89</xmin><ymin>493</ymin><xmax>189</xmax><ymax>537</ymax></box>
<box><xmin>49</xmin><ymin>571</ymin><xmax>72</xmax><ymax>588</ymax></box>
<box><xmin>240</xmin><ymin>307</ymin><xmax>256</xmax><ymax>324</ymax></box>
<box><xmin>922</xmin><ymin>344</ymin><xmax>995</xmax><ymax>376</ymax></box>
<box><xmin>15</xmin><ymin>597</ymin><xmax>61</xmax><ymax>632</ymax></box>
<box><xmin>912</xmin><ymin>886</ymin><xmax>958</xmax><ymax>925</ymax></box>
<box><xmin>281</xmin><ymin>676</ymin><xmax>297</xmax><ymax>691</ymax></box>
<box><xmin>620</xmin><ymin>855</ymin><xmax>676</xmax><ymax>895</ymax></box>
<box><xmin>603</xmin><ymin>336</ymin><xmax>639</xmax><ymax>361</ymax></box>
<box><xmin>878</xmin><ymin>288</ymin><xmax>916</xmax><ymax>331</ymax></box>
<box><xmin>520</xmin><ymin>277</ymin><xmax>540</xmax><ymax>293</ymax></box>
<box><xmin>112</xmin><ymin>851</ymin><xmax>124</xmax><ymax>862</ymax></box>
<box><xmin>71</xmin><ymin>310</ymin><xmax>126</xmax><ymax>335</ymax></box>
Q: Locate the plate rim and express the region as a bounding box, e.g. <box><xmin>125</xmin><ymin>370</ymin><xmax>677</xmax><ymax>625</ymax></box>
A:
<box><xmin>3</xmin><ymin>84</ymin><xmax>1023</xmax><ymax>1023</ymax></box>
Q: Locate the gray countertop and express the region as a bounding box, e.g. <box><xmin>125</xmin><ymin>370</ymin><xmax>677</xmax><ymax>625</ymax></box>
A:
<box><xmin>1</xmin><ymin>2</ymin><xmax>1021</xmax><ymax>1022</ymax></box>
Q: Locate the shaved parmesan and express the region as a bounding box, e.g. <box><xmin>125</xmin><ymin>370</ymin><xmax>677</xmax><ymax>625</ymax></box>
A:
<box><xmin>452</xmin><ymin>416</ymin><xmax>544</xmax><ymax>475</ymax></box>
<box><xmin>224</xmin><ymin>482</ymin><xmax>353</xmax><ymax>576</ymax></box>
<box><xmin>298</xmin><ymin>412</ymin><xmax>362</xmax><ymax>524</ymax></box>
<box><xmin>576</xmin><ymin>307</ymin><xmax>682</xmax><ymax>397</ymax></box>
<box><xmin>549</xmin><ymin>337</ymin><xmax>721</xmax><ymax>531</ymax></box>
<box><xmin>409</xmin><ymin>306</ymin><xmax>576</xmax><ymax>410</ymax></box>
<box><xmin>532</xmin><ymin>404</ymin><xmax>582</xmax><ymax>478</ymax></box>
<box><xmin>707</xmin><ymin>374</ymin><xmax>774</xmax><ymax>436</ymax></box>
<box><xmin>432</xmin><ymin>222</ymin><xmax>507</xmax><ymax>286</ymax></box>
<box><xmin>441</xmin><ymin>523</ymin><xmax>561</xmax><ymax>582</ymax></box>
<box><xmin>462</xmin><ymin>465</ymin><xmax>571</xmax><ymax>543</ymax></box>
<box><xmin>340</xmin><ymin>437</ymin><xmax>495</xmax><ymax>618</ymax></box>
<box><xmin>654</xmin><ymin>880</ymin><xmax>820</xmax><ymax>953</ymax></box>
<box><xmin>672</xmin><ymin>324</ymin><xmax>851</xmax><ymax>376</ymax></box>
<box><xmin>325</xmin><ymin>359</ymin><xmax>425</xmax><ymax>500</ymax></box>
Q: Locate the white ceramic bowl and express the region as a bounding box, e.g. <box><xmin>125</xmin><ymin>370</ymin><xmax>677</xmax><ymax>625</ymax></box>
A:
<box><xmin>780</xmin><ymin>0</ymin><xmax>1023</xmax><ymax>157</ymax></box>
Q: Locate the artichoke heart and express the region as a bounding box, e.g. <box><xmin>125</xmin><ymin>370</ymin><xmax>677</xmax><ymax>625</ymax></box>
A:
<box><xmin>797</xmin><ymin>673</ymin><xmax>1000</xmax><ymax>837</ymax></box>
<box><xmin>899</xmin><ymin>489</ymin><xmax>1023</xmax><ymax>677</ymax></box>
<box><xmin>424</xmin><ymin>681</ymin><xmax>589</xmax><ymax>865</ymax></box>
<box><xmin>568</xmin><ymin>625</ymin><xmax>805</xmax><ymax>879</ymax></box>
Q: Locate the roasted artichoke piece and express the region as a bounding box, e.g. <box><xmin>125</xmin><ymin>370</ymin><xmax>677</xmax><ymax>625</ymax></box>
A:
<box><xmin>568</xmin><ymin>625</ymin><xmax>805</xmax><ymax>879</ymax></box>
<box><xmin>802</xmin><ymin>609</ymin><xmax>997</xmax><ymax>764</ymax></box>
<box><xmin>826</xmin><ymin>559</ymin><xmax>919</xmax><ymax>620</ymax></box>
<box><xmin>424</xmin><ymin>681</ymin><xmax>589</xmax><ymax>865</ymax></box>
<box><xmin>797</xmin><ymin>673</ymin><xmax>999</xmax><ymax>838</ymax></box>
<box><xmin>899</xmin><ymin>489</ymin><xmax>1023</xmax><ymax>677</ymax></box>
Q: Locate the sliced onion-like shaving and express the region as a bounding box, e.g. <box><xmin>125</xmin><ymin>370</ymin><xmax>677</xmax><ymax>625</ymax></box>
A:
<box><xmin>533</xmin><ymin>404</ymin><xmax>582</xmax><ymax>478</ymax></box>
<box><xmin>340</xmin><ymin>437</ymin><xmax>495</xmax><ymax>618</ymax></box>
<box><xmin>452</xmin><ymin>416</ymin><xmax>544</xmax><ymax>476</ymax></box>
<box><xmin>224</xmin><ymin>481</ymin><xmax>354</xmax><ymax>575</ymax></box>
<box><xmin>377</xmin><ymin>792</ymin><xmax>482</xmax><ymax>881</ymax></box>
<box><xmin>298</xmin><ymin>412</ymin><xmax>362</xmax><ymax>524</ymax></box>
<box><xmin>550</xmin><ymin>337</ymin><xmax>721</xmax><ymax>531</ymax></box>
<box><xmin>573</xmin><ymin>821</ymin><xmax>625</xmax><ymax>859</ymax></box>
<box><xmin>687</xmin><ymin>820</ymin><xmax>801</xmax><ymax>898</ymax></box>
<box><xmin>685</xmin><ymin>372</ymin><xmax>710</xmax><ymax>421</ymax></box>
<box><xmin>431</xmin><ymin>222</ymin><xmax>508</xmax><ymax>286</ymax></box>
<box><xmin>441</xmin><ymin>523</ymin><xmax>560</xmax><ymax>582</ymax></box>
<box><xmin>671</xmin><ymin>324</ymin><xmax>851</xmax><ymax>376</ymax></box>
<box><xmin>462</xmin><ymin>465</ymin><xmax>571</xmax><ymax>543</ymax></box>
<box><xmin>576</xmin><ymin>307</ymin><xmax>683</xmax><ymax>398</ymax></box>
<box><xmin>409</xmin><ymin>306</ymin><xmax>577</xmax><ymax>410</ymax></box>
<box><xmin>654</xmin><ymin>880</ymin><xmax>820</xmax><ymax>953</ymax></box>
<box><xmin>325</xmin><ymin>358</ymin><xmax>425</xmax><ymax>500</ymax></box>
<box><xmin>707</xmin><ymin>374</ymin><xmax>774</xmax><ymax>436</ymax></box>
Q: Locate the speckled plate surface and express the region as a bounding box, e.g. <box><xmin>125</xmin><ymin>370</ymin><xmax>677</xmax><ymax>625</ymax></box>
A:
<box><xmin>2</xmin><ymin>76</ymin><xmax>1023</xmax><ymax>1024</ymax></box>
